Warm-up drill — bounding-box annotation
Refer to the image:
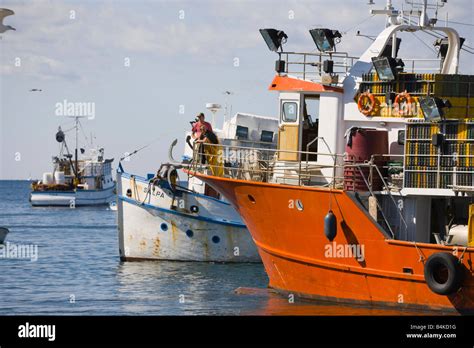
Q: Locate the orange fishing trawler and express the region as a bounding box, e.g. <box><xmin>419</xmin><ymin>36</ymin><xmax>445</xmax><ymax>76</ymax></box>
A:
<box><xmin>188</xmin><ymin>0</ymin><xmax>474</xmax><ymax>312</ymax></box>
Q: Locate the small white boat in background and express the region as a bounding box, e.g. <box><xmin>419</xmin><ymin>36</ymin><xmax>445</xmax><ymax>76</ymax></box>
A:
<box><xmin>30</xmin><ymin>118</ymin><xmax>115</xmax><ymax>207</ymax></box>
<box><xmin>117</xmin><ymin>112</ymin><xmax>279</xmax><ymax>262</ymax></box>
<box><xmin>0</xmin><ymin>227</ymin><xmax>9</xmax><ymax>244</ymax></box>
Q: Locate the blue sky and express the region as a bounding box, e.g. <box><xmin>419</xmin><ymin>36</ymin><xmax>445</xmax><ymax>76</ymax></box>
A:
<box><xmin>1</xmin><ymin>0</ymin><xmax>473</xmax><ymax>179</ymax></box>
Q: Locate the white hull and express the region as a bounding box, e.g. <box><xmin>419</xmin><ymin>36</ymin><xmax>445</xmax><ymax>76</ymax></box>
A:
<box><xmin>117</xmin><ymin>172</ymin><xmax>260</xmax><ymax>262</ymax></box>
<box><xmin>30</xmin><ymin>185</ymin><xmax>115</xmax><ymax>206</ymax></box>
<box><xmin>0</xmin><ymin>227</ymin><xmax>9</xmax><ymax>244</ymax></box>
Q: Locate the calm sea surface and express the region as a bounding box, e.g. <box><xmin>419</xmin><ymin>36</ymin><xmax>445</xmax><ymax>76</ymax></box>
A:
<box><xmin>0</xmin><ymin>180</ymin><xmax>437</xmax><ymax>316</ymax></box>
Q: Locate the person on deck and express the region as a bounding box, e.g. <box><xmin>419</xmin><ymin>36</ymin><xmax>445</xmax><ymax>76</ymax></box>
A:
<box><xmin>192</xmin><ymin>113</ymin><xmax>213</xmax><ymax>140</ymax></box>
<box><xmin>195</xmin><ymin>124</ymin><xmax>223</xmax><ymax>177</ymax></box>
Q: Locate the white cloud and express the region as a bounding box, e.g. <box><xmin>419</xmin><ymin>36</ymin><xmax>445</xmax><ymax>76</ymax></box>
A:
<box><xmin>0</xmin><ymin>0</ymin><xmax>472</xmax><ymax>80</ymax></box>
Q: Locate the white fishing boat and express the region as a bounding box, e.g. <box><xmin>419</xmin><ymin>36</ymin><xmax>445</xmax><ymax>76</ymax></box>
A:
<box><xmin>117</xmin><ymin>112</ymin><xmax>278</xmax><ymax>262</ymax></box>
<box><xmin>0</xmin><ymin>227</ymin><xmax>9</xmax><ymax>244</ymax></box>
<box><xmin>30</xmin><ymin>118</ymin><xmax>115</xmax><ymax>207</ymax></box>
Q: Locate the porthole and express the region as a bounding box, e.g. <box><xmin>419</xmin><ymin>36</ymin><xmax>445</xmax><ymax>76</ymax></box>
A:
<box><xmin>190</xmin><ymin>205</ymin><xmax>199</xmax><ymax>213</ymax></box>
<box><xmin>186</xmin><ymin>230</ymin><xmax>194</xmax><ymax>238</ymax></box>
<box><xmin>212</xmin><ymin>236</ymin><xmax>220</xmax><ymax>244</ymax></box>
<box><xmin>160</xmin><ymin>223</ymin><xmax>168</xmax><ymax>231</ymax></box>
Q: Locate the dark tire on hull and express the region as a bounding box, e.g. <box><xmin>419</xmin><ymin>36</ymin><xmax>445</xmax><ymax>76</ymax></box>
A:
<box><xmin>424</xmin><ymin>252</ymin><xmax>463</xmax><ymax>295</ymax></box>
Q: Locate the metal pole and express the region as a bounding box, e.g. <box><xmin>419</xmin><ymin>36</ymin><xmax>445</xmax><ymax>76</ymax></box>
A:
<box><xmin>75</xmin><ymin>117</ymin><xmax>79</xmax><ymax>182</ymax></box>
<box><xmin>392</xmin><ymin>33</ymin><xmax>397</xmax><ymax>58</ymax></box>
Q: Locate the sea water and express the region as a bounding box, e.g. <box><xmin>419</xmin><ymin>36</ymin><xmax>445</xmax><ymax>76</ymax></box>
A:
<box><xmin>0</xmin><ymin>181</ymin><xmax>433</xmax><ymax>316</ymax></box>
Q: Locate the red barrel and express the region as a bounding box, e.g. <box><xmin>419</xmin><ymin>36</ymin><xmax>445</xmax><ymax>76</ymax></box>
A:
<box><xmin>344</xmin><ymin>128</ymin><xmax>388</xmax><ymax>191</ymax></box>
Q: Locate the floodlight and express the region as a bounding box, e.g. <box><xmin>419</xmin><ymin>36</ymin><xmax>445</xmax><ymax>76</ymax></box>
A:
<box><xmin>309</xmin><ymin>28</ymin><xmax>342</xmax><ymax>52</ymax></box>
<box><xmin>419</xmin><ymin>96</ymin><xmax>451</xmax><ymax>122</ymax></box>
<box><xmin>259</xmin><ymin>28</ymin><xmax>288</xmax><ymax>52</ymax></box>
<box><xmin>371</xmin><ymin>56</ymin><xmax>404</xmax><ymax>81</ymax></box>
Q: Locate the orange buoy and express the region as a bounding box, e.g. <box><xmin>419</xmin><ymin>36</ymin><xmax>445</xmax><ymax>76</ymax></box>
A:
<box><xmin>394</xmin><ymin>91</ymin><xmax>413</xmax><ymax>116</ymax></box>
<box><xmin>357</xmin><ymin>91</ymin><xmax>375</xmax><ymax>116</ymax></box>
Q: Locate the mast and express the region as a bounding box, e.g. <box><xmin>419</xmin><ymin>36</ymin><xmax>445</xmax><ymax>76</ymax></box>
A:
<box><xmin>75</xmin><ymin>116</ymin><xmax>79</xmax><ymax>182</ymax></box>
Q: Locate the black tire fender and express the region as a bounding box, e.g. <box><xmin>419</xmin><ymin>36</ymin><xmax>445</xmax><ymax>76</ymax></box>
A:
<box><xmin>424</xmin><ymin>252</ymin><xmax>463</xmax><ymax>295</ymax></box>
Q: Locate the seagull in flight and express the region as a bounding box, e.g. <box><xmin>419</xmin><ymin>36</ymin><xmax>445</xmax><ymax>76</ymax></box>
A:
<box><xmin>0</xmin><ymin>8</ymin><xmax>15</xmax><ymax>33</ymax></box>
<box><xmin>30</xmin><ymin>89</ymin><xmax>42</xmax><ymax>92</ymax></box>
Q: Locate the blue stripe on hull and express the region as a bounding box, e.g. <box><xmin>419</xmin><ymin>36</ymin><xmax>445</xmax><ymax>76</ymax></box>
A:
<box><xmin>118</xmin><ymin>195</ymin><xmax>246</xmax><ymax>228</ymax></box>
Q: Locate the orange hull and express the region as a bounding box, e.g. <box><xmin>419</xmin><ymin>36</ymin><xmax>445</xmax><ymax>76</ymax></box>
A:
<box><xmin>192</xmin><ymin>172</ymin><xmax>474</xmax><ymax>313</ymax></box>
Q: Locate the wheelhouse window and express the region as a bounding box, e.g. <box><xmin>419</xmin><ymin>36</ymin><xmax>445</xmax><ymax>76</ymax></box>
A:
<box><xmin>236</xmin><ymin>125</ymin><xmax>249</xmax><ymax>140</ymax></box>
<box><xmin>260</xmin><ymin>130</ymin><xmax>274</xmax><ymax>143</ymax></box>
<box><xmin>282</xmin><ymin>102</ymin><xmax>298</xmax><ymax>122</ymax></box>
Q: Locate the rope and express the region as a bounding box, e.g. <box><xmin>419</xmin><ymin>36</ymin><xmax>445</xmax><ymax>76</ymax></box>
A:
<box><xmin>130</xmin><ymin>175</ymin><xmax>153</xmax><ymax>206</ymax></box>
<box><xmin>403</xmin><ymin>17</ymin><xmax>474</xmax><ymax>53</ymax></box>
<box><xmin>447</xmin><ymin>20</ymin><xmax>474</xmax><ymax>27</ymax></box>
<box><xmin>413</xmin><ymin>240</ymin><xmax>425</xmax><ymax>263</ymax></box>
<box><xmin>341</xmin><ymin>14</ymin><xmax>376</xmax><ymax>35</ymax></box>
<box><xmin>410</xmin><ymin>32</ymin><xmax>439</xmax><ymax>55</ymax></box>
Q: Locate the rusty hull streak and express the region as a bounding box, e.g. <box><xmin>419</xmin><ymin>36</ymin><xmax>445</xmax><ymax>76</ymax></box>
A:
<box><xmin>139</xmin><ymin>239</ymin><xmax>147</xmax><ymax>251</ymax></box>
<box><xmin>170</xmin><ymin>219</ymin><xmax>178</xmax><ymax>245</ymax></box>
<box><xmin>152</xmin><ymin>237</ymin><xmax>161</xmax><ymax>257</ymax></box>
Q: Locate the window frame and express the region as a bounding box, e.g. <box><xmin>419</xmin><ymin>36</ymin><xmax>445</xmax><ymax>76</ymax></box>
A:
<box><xmin>281</xmin><ymin>101</ymin><xmax>299</xmax><ymax>123</ymax></box>
<box><xmin>235</xmin><ymin>125</ymin><xmax>249</xmax><ymax>140</ymax></box>
<box><xmin>260</xmin><ymin>130</ymin><xmax>274</xmax><ymax>143</ymax></box>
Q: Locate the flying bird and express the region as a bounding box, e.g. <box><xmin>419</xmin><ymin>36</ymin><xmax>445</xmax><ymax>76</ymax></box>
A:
<box><xmin>0</xmin><ymin>8</ymin><xmax>15</xmax><ymax>33</ymax></box>
<box><xmin>29</xmin><ymin>89</ymin><xmax>42</xmax><ymax>92</ymax></box>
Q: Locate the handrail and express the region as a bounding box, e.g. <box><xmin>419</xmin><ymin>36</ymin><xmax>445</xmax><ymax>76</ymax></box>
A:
<box><xmin>279</xmin><ymin>50</ymin><xmax>444</xmax><ymax>83</ymax></box>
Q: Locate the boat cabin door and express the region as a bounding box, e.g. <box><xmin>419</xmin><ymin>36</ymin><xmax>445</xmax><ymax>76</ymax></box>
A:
<box><xmin>277</xmin><ymin>96</ymin><xmax>300</xmax><ymax>161</ymax></box>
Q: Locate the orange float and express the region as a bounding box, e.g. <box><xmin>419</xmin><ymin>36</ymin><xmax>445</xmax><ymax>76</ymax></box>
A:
<box><xmin>394</xmin><ymin>91</ymin><xmax>413</xmax><ymax>116</ymax></box>
<box><xmin>357</xmin><ymin>91</ymin><xmax>375</xmax><ymax>116</ymax></box>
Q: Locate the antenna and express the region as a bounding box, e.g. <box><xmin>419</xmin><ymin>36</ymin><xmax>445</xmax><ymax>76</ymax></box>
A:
<box><xmin>223</xmin><ymin>91</ymin><xmax>234</xmax><ymax>126</ymax></box>
<box><xmin>205</xmin><ymin>103</ymin><xmax>221</xmax><ymax>128</ymax></box>
<box><xmin>370</xmin><ymin>0</ymin><xmax>402</xmax><ymax>28</ymax></box>
<box><xmin>403</xmin><ymin>0</ymin><xmax>448</xmax><ymax>26</ymax></box>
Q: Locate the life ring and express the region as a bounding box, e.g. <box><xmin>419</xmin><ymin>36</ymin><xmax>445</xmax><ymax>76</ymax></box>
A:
<box><xmin>357</xmin><ymin>91</ymin><xmax>375</xmax><ymax>116</ymax></box>
<box><xmin>394</xmin><ymin>91</ymin><xmax>413</xmax><ymax>116</ymax></box>
<box><xmin>424</xmin><ymin>252</ymin><xmax>463</xmax><ymax>295</ymax></box>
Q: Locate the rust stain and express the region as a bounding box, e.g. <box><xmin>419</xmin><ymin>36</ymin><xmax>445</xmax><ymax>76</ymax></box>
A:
<box><xmin>204</xmin><ymin>241</ymin><xmax>209</xmax><ymax>260</ymax></box>
<box><xmin>139</xmin><ymin>239</ymin><xmax>147</xmax><ymax>251</ymax></box>
<box><xmin>152</xmin><ymin>237</ymin><xmax>161</xmax><ymax>256</ymax></box>
<box><xmin>170</xmin><ymin>220</ymin><xmax>178</xmax><ymax>245</ymax></box>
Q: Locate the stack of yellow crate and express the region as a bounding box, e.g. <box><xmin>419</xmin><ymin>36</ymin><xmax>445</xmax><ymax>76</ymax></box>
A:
<box><xmin>359</xmin><ymin>73</ymin><xmax>474</xmax><ymax>119</ymax></box>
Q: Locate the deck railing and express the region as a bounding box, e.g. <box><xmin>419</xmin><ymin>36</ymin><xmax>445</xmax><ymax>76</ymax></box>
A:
<box><xmin>279</xmin><ymin>51</ymin><xmax>443</xmax><ymax>85</ymax></box>
<box><xmin>189</xmin><ymin>142</ymin><xmax>403</xmax><ymax>189</ymax></box>
<box><xmin>189</xmin><ymin>142</ymin><xmax>411</xmax><ymax>238</ymax></box>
